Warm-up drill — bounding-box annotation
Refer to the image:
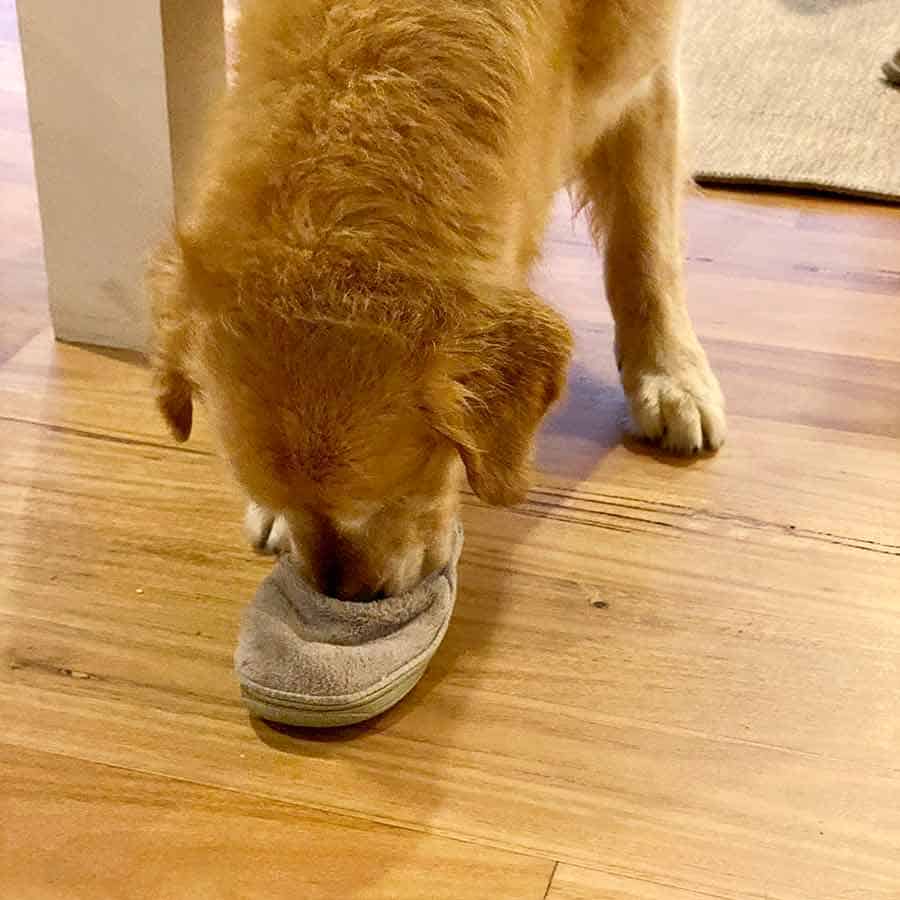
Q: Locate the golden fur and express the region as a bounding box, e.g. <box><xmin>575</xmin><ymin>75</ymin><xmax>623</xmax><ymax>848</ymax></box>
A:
<box><xmin>150</xmin><ymin>0</ymin><xmax>725</xmax><ymax>600</ymax></box>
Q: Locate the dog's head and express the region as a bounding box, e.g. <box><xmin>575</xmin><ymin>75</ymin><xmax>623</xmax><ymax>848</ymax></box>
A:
<box><xmin>155</xmin><ymin>266</ymin><xmax>571</xmax><ymax>601</ymax></box>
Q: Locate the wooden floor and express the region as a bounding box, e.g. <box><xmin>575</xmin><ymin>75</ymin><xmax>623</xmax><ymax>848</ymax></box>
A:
<box><xmin>3</xmin><ymin>4</ymin><xmax>900</xmax><ymax>899</ymax></box>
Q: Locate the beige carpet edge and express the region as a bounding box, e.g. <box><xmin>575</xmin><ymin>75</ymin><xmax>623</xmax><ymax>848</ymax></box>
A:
<box><xmin>693</xmin><ymin>170</ymin><xmax>900</xmax><ymax>204</ymax></box>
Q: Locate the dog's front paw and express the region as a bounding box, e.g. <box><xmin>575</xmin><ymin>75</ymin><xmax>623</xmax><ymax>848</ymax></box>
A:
<box><xmin>243</xmin><ymin>502</ymin><xmax>291</xmax><ymax>555</ymax></box>
<box><xmin>621</xmin><ymin>349</ymin><xmax>726</xmax><ymax>455</ymax></box>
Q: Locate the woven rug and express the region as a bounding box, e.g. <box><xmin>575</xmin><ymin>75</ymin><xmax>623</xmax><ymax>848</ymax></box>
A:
<box><xmin>683</xmin><ymin>0</ymin><xmax>900</xmax><ymax>201</ymax></box>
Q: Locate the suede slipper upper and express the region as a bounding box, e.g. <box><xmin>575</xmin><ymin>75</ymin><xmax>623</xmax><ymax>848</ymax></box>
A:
<box><xmin>235</xmin><ymin>523</ymin><xmax>463</xmax><ymax>727</ymax></box>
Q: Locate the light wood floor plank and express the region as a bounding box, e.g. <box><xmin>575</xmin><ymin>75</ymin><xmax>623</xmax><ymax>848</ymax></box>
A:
<box><xmin>545</xmin><ymin>864</ymin><xmax>726</xmax><ymax>900</ymax></box>
<box><xmin>1</xmin><ymin>744</ymin><xmax>554</xmax><ymax>900</ymax></box>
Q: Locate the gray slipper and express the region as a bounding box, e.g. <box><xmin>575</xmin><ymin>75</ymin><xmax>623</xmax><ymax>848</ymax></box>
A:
<box><xmin>235</xmin><ymin>524</ymin><xmax>463</xmax><ymax>727</ymax></box>
<box><xmin>884</xmin><ymin>49</ymin><xmax>900</xmax><ymax>86</ymax></box>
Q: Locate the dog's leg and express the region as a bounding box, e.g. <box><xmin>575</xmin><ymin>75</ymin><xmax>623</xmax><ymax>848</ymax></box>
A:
<box><xmin>578</xmin><ymin>68</ymin><xmax>725</xmax><ymax>454</ymax></box>
<box><xmin>243</xmin><ymin>502</ymin><xmax>291</xmax><ymax>555</ymax></box>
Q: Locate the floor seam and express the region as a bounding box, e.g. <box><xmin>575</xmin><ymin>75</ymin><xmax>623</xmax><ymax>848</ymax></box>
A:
<box><xmin>542</xmin><ymin>860</ymin><xmax>559</xmax><ymax>899</ymax></box>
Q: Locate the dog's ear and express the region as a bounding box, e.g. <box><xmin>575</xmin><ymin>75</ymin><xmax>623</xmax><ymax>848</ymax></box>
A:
<box><xmin>147</xmin><ymin>236</ymin><xmax>195</xmax><ymax>442</ymax></box>
<box><xmin>424</xmin><ymin>288</ymin><xmax>572</xmax><ymax>506</ymax></box>
<box><xmin>155</xmin><ymin>368</ymin><xmax>194</xmax><ymax>443</ymax></box>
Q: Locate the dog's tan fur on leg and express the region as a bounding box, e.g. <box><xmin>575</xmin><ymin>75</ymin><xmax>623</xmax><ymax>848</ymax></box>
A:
<box><xmin>578</xmin><ymin>65</ymin><xmax>726</xmax><ymax>453</ymax></box>
<box><xmin>149</xmin><ymin>0</ymin><xmax>724</xmax><ymax>600</ymax></box>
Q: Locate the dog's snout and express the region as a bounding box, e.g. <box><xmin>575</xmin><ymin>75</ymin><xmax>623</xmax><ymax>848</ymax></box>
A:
<box><xmin>320</xmin><ymin>559</ymin><xmax>348</xmax><ymax>600</ymax></box>
<box><xmin>320</xmin><ymin>556</ymin><xmax>385</xmax><ymax>603</ymax></box>
<box><xmin>289</xmin><ymin>507</ymin><xmax>454</xmax><ymax>602</ymax></box>
<box><xmin>346</xmin><ymin>587</ymin><xmax>388</xmax><ymax>604</ymax></box>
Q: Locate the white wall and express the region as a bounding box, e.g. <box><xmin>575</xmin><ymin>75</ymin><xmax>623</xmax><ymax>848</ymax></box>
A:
<box><xmin>16</xmin><ymin>0</ymin><xmax>225</xmax><ymax>350</ymax></box>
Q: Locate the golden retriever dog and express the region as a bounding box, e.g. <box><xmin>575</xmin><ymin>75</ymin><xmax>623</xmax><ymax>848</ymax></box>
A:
<box><xmin>150</xmin><ymin>0</ymin><xmax>725</xmax><ymax>602</ymax></box>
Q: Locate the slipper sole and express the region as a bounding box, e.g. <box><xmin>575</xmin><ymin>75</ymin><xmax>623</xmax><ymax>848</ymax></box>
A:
<box><xmin>238</xmin><ymin>655</ymin><xmax>432</xmax><ymax>727</ymax></box>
